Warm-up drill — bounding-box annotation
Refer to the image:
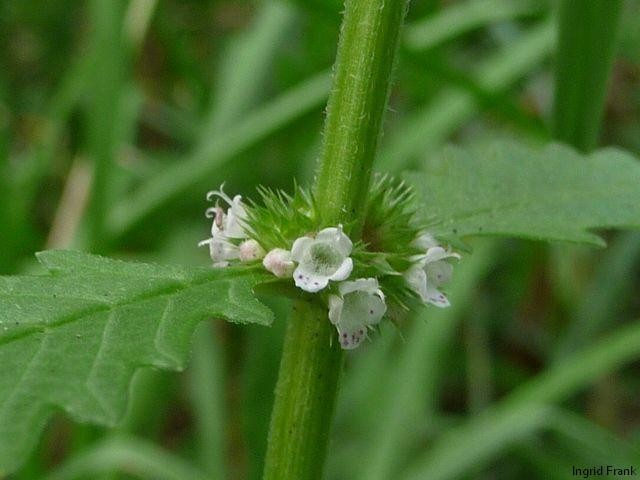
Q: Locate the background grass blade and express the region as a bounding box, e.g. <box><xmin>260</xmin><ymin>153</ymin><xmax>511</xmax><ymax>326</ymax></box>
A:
<box><xmin>201</xmin><ymin>1</ymin><xmax>297</xmax><ymax>133</ymax></box>
<box><xmin>554</xmin><ymin>232</ymin><xmax>640</xmax><ymax>359</ymax></box>
<box><xmin>552</xmin><ymin>0</ymin><xmax>623</xmax><ymax>152</ymax></box>
<box><xmin>378</xmin><ymin>19</ymin><xmax>554</xmax><ymax>171</ymax></box>
<box><xmin>43</xmin><ymin>436</ymin><xmax>210</xmax><ymax>480</ymax></box>
<box><xmin>405</xmin><ymin>0</ymin><xmax>545</xmax><ymax>51</ymax></box>
<box><xmin>108</xmin><ymin>72</ymin><xmax>331</xmax><ymax>237</ymax></box>
<box><xmin>403</xmin><ymin>320</ymin><xmax>640</xmax><ymax>480</ymax></box>
<box><xmin>187</xmin><ymin>324</ymin><xmax>226</xmax><ymax>480</ymax></box>
<box><xmin>84</xmin><ymin>0</ymin><xmax>129</xmax><ymax>251</ymax></box>
<box><xmin>354</xmin><ymin>240</ymin><xmax>498</xmax><ymax>480</ymax></box>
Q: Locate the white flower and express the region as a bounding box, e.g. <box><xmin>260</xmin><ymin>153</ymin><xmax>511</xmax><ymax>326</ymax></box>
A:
<box><xmin>239</xmin><ymin>239</ymin><xmax>265</xmax><ymax>261</ymax></box>
<box><xmin>199</xmin><ymin>204</ymin><xmax>239</xmax><ymax>266</ymax></box>
<box><xmin>205</xmin><ymin>184</ymin><xmax>249</xmax><ymax>239</ymax></box>
<box><xmin>263</xmin><ymin>248</ymin><xmax>295</xmax><ymax>278</ymax></box>
<box><xmin>290</xmin><ymin>226</ymin><xmax>353</xmax><ymax>292</ymax></box>
<box><xmin>199</xmin><ymin>184</ymin><xmax>250</xmax><ymax>266</ymax></box>
<box><xmin>198</xmin><ymin>235</ymin><xmax>239</xmax><ymax>267</ymax></box>
<box><xmin>405</xmin><ymin>243</ymin><xmax>460</xmax><ymax>307</ymax></box>
<box><xmin>328</xmin><ymin>278</ymin><xmax>386</xmax><ymax>350</ymax></box>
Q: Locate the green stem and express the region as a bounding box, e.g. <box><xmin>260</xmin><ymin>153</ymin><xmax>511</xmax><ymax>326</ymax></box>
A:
<box><xmin>315</xmin><ymin>0</ymin><xmax>408</xmax><ymax>230</ymax></box>
<box><xmin>262</xmin><ymin>301</ymin><xmax>343</xmax><ymax>480</ymax></box>
<box><xmin>263</xmin><ymin>1</ymin><xmax>408</xmax><ymax>479</ymax></box>
<box><xmin>552</xmin><ymin>0</ymin><xmax>623</xmax><ymax>152</ymax></box>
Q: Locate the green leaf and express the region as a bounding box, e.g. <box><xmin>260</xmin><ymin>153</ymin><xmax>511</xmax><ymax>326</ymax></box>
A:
<box><xmin>0</xmin><ymin>251</ymin><xmax>273</xmax><ymax>475</ymax></box>
<box><xmin>406</xmin><ymin>141</ymin><xmax>640</xmax><ymax>246</ymax></box>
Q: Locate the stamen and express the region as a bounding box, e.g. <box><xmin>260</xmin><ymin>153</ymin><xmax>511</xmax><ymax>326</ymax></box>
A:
<box><xmin>206</xmin><ymin>182</ymin><xmax>234</xmax><ymax>206</ymax></box>
<box><xmin>215</xmin><ymin>207</ymin><xmax>224</xmax><ymax>228</ymax></box>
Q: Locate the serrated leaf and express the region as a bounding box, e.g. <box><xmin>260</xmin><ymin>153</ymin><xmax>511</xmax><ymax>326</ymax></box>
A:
<box><xmin>0</xmin><ymin>251</ymin><xmax>273</xmax><ymax>475</ymax></box>
<box><xmin>405</xmin><ymin>141</ymin><xmax>640</xmax><ymax>245</ymax></box>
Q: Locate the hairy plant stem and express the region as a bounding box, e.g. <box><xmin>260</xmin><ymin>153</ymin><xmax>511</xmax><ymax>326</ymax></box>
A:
<box><xmin>263</xmin><ymin>300</ymin><xmax>343</xmax><ymax>480</ymax></box>
<box><xmin>262</xmin><ymin>0</ymin><xmax>408</xmax><ymax>479</ymax></box>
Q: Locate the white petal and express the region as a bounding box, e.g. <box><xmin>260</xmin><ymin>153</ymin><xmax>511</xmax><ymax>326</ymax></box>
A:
<box><xmin>412</xmin><ymin>231</ymin><xmax>438</xmax><ymax>250</ymax></box>
<box><xmin>334</xmin><ymin>280</ymin><xmax>386</xmax><ymax>348</ymax></box>
<box><xmin>218</xmin><ymin>242</ymin><xmax>239</xmax><ymax>261</ymax></box>
<box><xmin>225</xmin><ymin>195</ymin><xmax>249</xmax><ymax>238</ymax></box>
<box><xmin>199</xmin><ymin>235</ymin><xmax>238</xmax><ymax>264</ymax></box>
<box><xmin>404</xmin><ymin>264</ymin><xmax>428</xmax><ymax>301</ymax></box>
<box><xmin>225</xmin><ymin>221</ymin><xmax>246</xmax><ymax>239</ymax></box>
<box><xmin>329</xmin><ymin>257</ymin><xmax>353</xmax><ymax>282</ymax></box>
<box><xmin>334</xmin><ymin>290</ymin><xmax>386</xmax><ymax>350</ymax></box>
<box><xmin>426</xmin><ymin>261</ymin><xmax>453</xmax><ymax>286</ymax></box>
<box><xmin>231</xmin><ymin>194</ymin><xmax>244</xmax><ymax>206</ymax></box>
<box><xmin>425</xmin><ymin>287</ymin><xmax>450</xmax><ymax>308</ymax></box>
<box><xmin>206</xmin><ymin>183</ymin><xmax>234</xmax><ymax>205</ymax></box>
<box><xmin>316</xmin><ymin>225</ymin><xmax>352</xmax><ymax>256</ymax></box>
<box><xmin>409</xmin><ymin>253</ymin><xmax>427</xmax><ymax>265</ymax></box>
<box><xmin>338</xmin><ymin>278</ymin><xmax>380</xmax><ymax>296</ymax></box>
<box><xmin>293</xmin><ymin>265</ymin><xmax>330</xmax><ymax>292</ymax></box>
<box><xmin>328</xmin><ymin>295</ymin><xmax>343</xmax><ymax>325</ymax></box>
<box><xmin>315</xmin><ymin>227</ymin><xmax>339</xmax><ymax>241</ymax></box>
<box><xmin>335</xmin><ymin>318</ymin><xmax>369</xmax><ymax>350</ymax></box>
<box><xmin>290</xmin><ymin>236</ymin><xmax>314</xmax><ymax>261</ymax></box>
<box><xmin>426</xmin><ymin>246</ymin><xmax>461</xmax><ymax>264</ymax></box>
<box><xmin>361</xmin><ymin>294</ymin><xmax>387</xmax><ymax>326</ymax></box>
<box><xmin>337</xmin><ymin>329</ymin><xmax>366</xmax><ymax>350</ymax></box>
<box><xmin>424</xmin><ymin>246</ymin><xmax>449</xmax><ymax>263</ymax></box>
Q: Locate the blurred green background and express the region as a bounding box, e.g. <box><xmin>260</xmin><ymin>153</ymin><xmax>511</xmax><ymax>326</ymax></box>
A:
<box><xmin>1</xmin><ymin>0</ymin><xmax>640</xmax><ymax>479</ymax></box>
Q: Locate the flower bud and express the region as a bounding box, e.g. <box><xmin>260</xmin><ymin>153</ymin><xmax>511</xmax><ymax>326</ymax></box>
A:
<box><xmin>239</xmin><ymin>239</ymin><xmax>266</xmax><ymax>262</ymax></box>
<box><xmin>262</xmin><ymin>248</ymin><xmax>295</xmax><ymax>278</ymax></box>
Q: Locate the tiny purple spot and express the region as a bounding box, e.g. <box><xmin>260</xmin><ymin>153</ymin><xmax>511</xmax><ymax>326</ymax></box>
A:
<box><xmin>298</xmin><ymin>275</ymin><xmax>303</xmax><ymax>279</ymax></box>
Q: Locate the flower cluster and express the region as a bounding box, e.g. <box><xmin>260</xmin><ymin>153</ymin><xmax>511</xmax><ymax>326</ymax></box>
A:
<box><xmin>199</xmin><ymin>180</ymin><xmax>461</xmax><ymax>350</ymax></box>
<box><xmin>198</xmin><ymin>185</ymin><xmax>265</xmax><ymax>266</ymax></box>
